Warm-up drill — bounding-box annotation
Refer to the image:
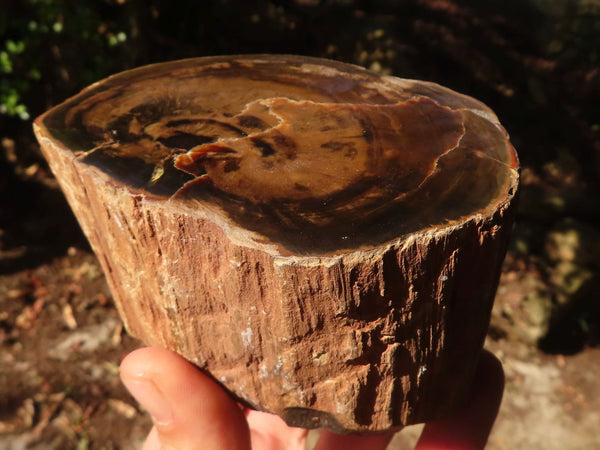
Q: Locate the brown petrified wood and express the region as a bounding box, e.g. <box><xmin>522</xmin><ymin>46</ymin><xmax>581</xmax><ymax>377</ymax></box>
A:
<box><xmin>34</xmin><ymin>55</ymin><xmax>519</xmax><ymax>433</ymax></box>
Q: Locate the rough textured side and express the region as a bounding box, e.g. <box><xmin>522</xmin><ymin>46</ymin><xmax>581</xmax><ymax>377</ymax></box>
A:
<box><xmin>36</xmin><ymin>131</ymin><xmax>517</xmax><ymax>432</ymax></box>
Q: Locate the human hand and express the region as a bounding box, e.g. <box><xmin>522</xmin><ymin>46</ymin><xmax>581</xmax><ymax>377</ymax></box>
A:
<box><xmin>120</xmin><ymin>347</ymin><xmax>504</xmax><ymax>450</ymax></box>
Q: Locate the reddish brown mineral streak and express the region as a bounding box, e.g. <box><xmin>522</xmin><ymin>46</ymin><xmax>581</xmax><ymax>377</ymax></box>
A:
<box><xmin>34</xmin><ymin>55</ymin><xmax>519</xmax><ymax>432</ymax></box>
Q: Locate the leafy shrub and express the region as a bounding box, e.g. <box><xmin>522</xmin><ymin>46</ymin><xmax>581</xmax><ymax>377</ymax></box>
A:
<box><xmin>0</xmin><ymin>0</ymin><xmax>132</xmax><ymax>121</ymax></box>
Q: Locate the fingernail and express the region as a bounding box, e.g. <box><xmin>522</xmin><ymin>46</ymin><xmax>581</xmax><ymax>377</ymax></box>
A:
<box><xmin>122</xmin><ymin>377</ymin><xmax>173</xmax><ymax>426</ymax></box>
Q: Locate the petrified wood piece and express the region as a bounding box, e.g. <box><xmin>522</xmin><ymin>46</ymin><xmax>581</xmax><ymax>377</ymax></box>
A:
<box><xmin>34</xmin><ymin>55</ymin><xmax>519</xmax><ymax>433</ymax></box>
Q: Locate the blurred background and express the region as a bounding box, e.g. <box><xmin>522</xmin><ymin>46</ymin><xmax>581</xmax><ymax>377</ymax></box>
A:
<box><xmin>0</xmin><ymin>0</ymin><xmax>599</xmax><ymax>448</ymax></box>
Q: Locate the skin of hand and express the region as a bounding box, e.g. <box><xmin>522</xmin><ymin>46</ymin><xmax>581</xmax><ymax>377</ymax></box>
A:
<box><xmin>120</xmin><ymin>347</ymin><xmax>504</xmax><ymax>450</ymax></box>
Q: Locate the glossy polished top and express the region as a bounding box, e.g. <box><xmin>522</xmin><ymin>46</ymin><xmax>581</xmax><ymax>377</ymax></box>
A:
<box><xmin>36</xmin><ymin>55</ymin><xmax>519</xmax><ymax>255</ymax></box>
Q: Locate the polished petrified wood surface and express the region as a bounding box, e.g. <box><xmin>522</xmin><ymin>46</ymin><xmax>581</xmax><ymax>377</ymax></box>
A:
<box><xmin>39</xmin><ymin>55</ymin><xmax>518</xmax><ymax>255</ymax></box>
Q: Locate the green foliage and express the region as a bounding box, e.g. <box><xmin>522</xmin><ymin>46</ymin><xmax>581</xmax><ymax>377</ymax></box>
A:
<box><xmin>1</xmin><ymin>36</ymin><xmax>30</xmax><ymax>119</ymax></box>
<box><xmin>0</xmin><ymin>88</ymin><xmax>29</xmax><ymax>120</ymax></box>
<box><xmin>0</xmin><ymin>0</ymin><xmax>132</xmax><ymax>121</ymax></box>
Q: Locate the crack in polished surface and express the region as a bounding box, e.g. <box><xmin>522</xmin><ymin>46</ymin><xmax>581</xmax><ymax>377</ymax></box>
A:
<box><xmin>37</xmin><ymin>55</ymin><xmax>518</xmax><ymax>255</ymax></box>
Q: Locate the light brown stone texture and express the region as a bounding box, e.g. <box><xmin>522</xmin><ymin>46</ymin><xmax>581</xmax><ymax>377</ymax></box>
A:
<box><xmin>34</xmin><ymin>55</ymin><xmax>519</xmax><ymax>432</ymax></box>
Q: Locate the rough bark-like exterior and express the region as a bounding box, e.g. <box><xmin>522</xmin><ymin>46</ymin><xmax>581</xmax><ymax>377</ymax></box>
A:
<box><xmin>34</xmin><ymin>55</ymin><xmax>519</xmax><ymax>433</ymax></box>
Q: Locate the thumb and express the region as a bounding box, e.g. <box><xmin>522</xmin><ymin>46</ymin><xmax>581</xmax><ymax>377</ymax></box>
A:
<box><xmin>415</xmin><ymin>350</ymin><xmax>505</xmax><ymax>450</ymax></box>
<box><xmin>120</xmin><ymin>347</ymin><xmax>251</xmax><ymax>450</ymax></box>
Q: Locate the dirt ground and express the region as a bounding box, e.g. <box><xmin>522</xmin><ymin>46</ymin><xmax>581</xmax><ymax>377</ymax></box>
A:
<box><xmin>1</xmin><ymin>0</ymin><xmax>599</xmax><ymax>448</ymax></box>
